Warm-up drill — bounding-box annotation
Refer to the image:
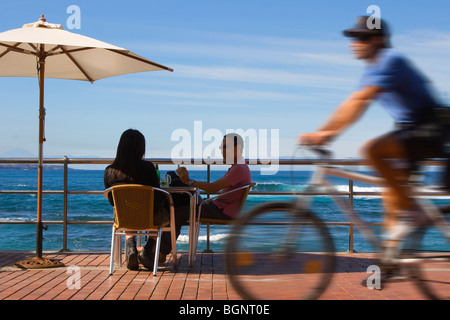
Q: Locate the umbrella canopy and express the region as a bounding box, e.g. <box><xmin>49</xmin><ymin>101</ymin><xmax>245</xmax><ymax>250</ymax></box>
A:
<box><xmin>0</xmin><ymin>15</ymin><xmax>173</xmax><ymax>268</ymax></box>
<box><xmin>0</xmin><ymin>16</ymin><xmax>172</xmax><ymax>81</ymax></box>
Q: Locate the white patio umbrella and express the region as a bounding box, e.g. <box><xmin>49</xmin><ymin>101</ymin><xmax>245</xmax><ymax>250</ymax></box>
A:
<box><xmin>0</xmin><ymin>15</ymin><xmax>173</xmax><ymax>268</ymax></box>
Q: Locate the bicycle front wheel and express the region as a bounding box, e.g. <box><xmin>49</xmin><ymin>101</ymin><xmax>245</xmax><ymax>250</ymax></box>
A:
<box><xmin>224</xmin><ymin>201</ymin><xmax>336</xmax><ymax>300</ymax></box>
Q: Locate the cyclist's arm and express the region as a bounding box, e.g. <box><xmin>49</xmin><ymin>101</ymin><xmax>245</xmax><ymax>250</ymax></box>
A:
<box><xmin>299</xmin><ymin>85</ymin><xmax>382</xmax><ymax>145</ymax></box>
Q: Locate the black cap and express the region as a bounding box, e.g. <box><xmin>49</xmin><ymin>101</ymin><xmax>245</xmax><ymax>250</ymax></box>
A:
<box><xmin>343</xmin><ymin>16</ymin><xmax>389</xmax><ymax>38</ymax></box>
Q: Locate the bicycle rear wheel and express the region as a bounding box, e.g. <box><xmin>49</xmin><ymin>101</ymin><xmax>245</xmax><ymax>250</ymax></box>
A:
<box><xmin>404</xmin><ymin>225</ymin><xmax>450</xmax><ymax>300</ymax></box>
<box><xmin>224</xmin><ymin>201</ymin><xmax>336</xmax><ymax>300</ymax></box>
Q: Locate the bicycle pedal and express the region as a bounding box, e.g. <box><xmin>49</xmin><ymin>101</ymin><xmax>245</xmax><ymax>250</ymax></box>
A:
<box><xmin>383</xmin><ymin>274</ymin><xmax>411</xmax><ymax>283</ymax></box>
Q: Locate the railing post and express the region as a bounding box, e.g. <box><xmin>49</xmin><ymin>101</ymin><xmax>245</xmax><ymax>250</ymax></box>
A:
<box><xmin>61</xmin><ymin>156</ymin><xmax>69</xmax><ymax>252</ymax></box>
<box><xmin>206</xmin><ymin>163</ymin><xmax>211</xmax><ymax>191</ymax></box>
<box><xmin>347</xmin><ymin>179</ymin><xmax>355</xmax><ymax>253</ymax></box>
<box><xmin>205</xmin><ymin>163</ymin><xmax>212</xmax><ymax>252</ymax></box>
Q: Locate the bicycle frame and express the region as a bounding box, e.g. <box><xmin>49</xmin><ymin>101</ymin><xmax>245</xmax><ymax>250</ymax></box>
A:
<box><xmin>294</xmin><ymin>165</ymin><xmax>385</xmax><ymax>252</ymax></box>
<box><xmin>293</xmin><ymin>153</ymin><xmax>450</xmax><ymax>252</ymax></box>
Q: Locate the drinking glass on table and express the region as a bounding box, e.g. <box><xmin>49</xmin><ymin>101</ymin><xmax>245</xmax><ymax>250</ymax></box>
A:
<box><xmin>160</xmin><ymin>173</ymin><xmax>171</xmax><ymax>188</ymax></box>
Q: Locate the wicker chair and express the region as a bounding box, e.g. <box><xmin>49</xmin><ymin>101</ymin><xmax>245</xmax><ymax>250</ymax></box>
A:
<box><xmin>104</xmin><ymin>184</ymin><xmax>177</xmax><ymax>276</ymax></box>
<box><xmin>193</xmin><ymin>183</ymin><xmax>256</xmax><ymax>254</ymax></box>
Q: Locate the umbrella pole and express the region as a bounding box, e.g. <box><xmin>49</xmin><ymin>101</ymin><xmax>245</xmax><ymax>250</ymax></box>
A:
<box><xmin>13</xmin><ymin>45</ymin><xmax>64</xmax><ymax>269</ymax></box>
<box><xmin>36</xmin><ymin>47</ymin><xmax>45</xmax><ymax>259</ymax></box>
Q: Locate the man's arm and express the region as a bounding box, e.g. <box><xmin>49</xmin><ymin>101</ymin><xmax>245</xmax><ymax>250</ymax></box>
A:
<box><xmin>191</xmin><ymin>177</ymin><xmax>230</xmax><ymax>194</ymax></box>
<box><xmin>299</xmin><ymin>85</ymin><xmax>383</xmax><ymax>145</ymax></box>
<box><xmin>176</xmin><ymin>167</ymin><xmax>231</xmax><ymax>193</ymax></box>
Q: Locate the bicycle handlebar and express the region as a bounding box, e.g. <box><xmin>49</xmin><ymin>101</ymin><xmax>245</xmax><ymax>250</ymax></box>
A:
<box><xmin>298</xmin><ymin>146</ymin><xmax>333</xmax><ymax>159</ymax></box>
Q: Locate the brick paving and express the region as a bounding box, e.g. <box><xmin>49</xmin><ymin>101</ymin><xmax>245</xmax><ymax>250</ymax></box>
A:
<box><xmin>0</xmin><ymin>250</ymin><xmax>441</xmax><ymax>301</ymax></box>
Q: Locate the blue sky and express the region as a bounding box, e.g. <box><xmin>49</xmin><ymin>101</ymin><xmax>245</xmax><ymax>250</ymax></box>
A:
<box><xmin>0</xmin><ymin>0</ymin><xmax>449</xmax><ymax>160</ymax></box>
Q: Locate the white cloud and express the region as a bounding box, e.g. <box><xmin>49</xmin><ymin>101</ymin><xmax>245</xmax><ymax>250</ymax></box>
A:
<box><xmin>169</xmin><ymin>64</ymin><xmax>355</xmax><ymax>89</ymax></box>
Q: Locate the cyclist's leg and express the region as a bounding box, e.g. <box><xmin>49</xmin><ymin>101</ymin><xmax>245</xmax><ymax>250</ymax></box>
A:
<box><xmin>360</xmin><ymin>131</ymin><xmax>413</xmax><ymax>219</ymax></box>
<box><xmin>360</xmin><ymin>132</ymin><xmax>419</xmax><ymax>266</ymax></box>
<box><xmin>382</xmin><ymin>189</ymin><xmax>403</xmax><ymax>233</ymax></box>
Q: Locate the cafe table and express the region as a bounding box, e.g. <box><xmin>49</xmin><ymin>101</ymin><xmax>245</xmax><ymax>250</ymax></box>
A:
<box><xmin>162</xmin><ymin>186</ymin><xmax>199</xmax><ymax>267</ymax></box>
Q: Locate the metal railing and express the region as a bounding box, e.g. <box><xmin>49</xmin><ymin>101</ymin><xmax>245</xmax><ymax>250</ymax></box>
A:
<box><xmin>0</xmin><ymin>157</ymin><xmax>448</xmax><ymax>252</ymax></box>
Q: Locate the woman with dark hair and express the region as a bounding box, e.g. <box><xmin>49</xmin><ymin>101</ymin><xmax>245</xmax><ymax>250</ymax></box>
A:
<box><xmin>104</xmin><ymin>129</ymin><xmax>169</xmax><ymax>270</ymax></box>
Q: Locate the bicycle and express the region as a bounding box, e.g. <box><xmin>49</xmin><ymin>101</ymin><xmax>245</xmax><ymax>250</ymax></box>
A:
<box><xmin>224</xmin><ymin>147</ymin><xmax>450</xmax><ymax>300</ymax></box>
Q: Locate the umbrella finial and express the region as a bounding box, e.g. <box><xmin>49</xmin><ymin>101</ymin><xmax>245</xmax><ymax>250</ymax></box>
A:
<box><xmin>22</xmin><ymin>15</ymin><xmax>63</xmax><ymax>30</ymax></box>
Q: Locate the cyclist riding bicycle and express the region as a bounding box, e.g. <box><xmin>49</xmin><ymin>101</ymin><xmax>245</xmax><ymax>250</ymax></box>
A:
<box><xmin>298</xmin><ymin>16</ymin><xmax>448</xmax><ymax>280</ymax></box>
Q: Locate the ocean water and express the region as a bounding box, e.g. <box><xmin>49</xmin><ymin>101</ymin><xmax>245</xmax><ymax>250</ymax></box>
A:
<box><xmin>0</xmin><ymin>166</ymin><xmax>448</xmax><ymax>253</ymax></box>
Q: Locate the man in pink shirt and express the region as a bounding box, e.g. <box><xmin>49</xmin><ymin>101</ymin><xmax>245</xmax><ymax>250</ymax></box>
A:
<box><xmin>177</xmin><ymin>133</ymin><xmax>252</xmax><ymax>219</ymax></box>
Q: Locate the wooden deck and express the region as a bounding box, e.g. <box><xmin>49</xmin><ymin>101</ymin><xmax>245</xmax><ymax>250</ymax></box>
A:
<box><xmin>0</xmin><ymin>250</ymin><xmax>439</xmax><ymax>303</ymax></box>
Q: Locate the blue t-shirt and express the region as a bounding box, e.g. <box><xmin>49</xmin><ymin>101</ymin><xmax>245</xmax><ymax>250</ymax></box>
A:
<box><xmin>359</xmin><ymin>48</ymin><xmax>437</xmax><ymax>123</ymax></box>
